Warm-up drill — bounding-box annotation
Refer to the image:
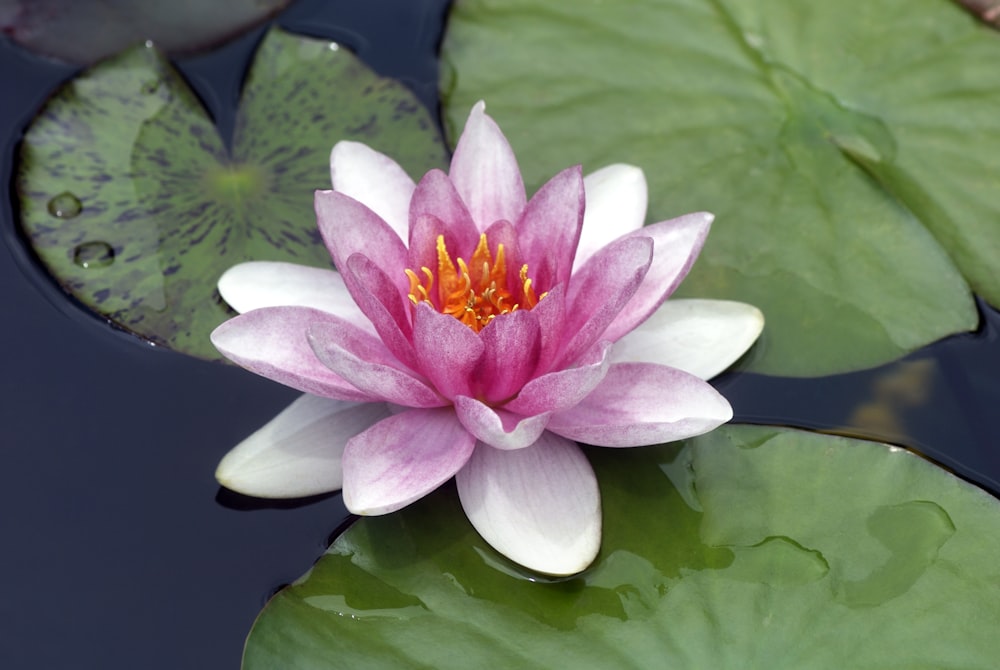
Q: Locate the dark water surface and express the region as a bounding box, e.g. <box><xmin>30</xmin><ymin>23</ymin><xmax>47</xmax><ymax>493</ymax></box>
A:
<box><xmin>0</xmin><ymin>2</ymin><xmax>447</xmax><ymax>668</ymax></box>
<box><xmin>1</xmin><ymin>1</ymin><xmax>998</xmax><ymax>668</ymax></box>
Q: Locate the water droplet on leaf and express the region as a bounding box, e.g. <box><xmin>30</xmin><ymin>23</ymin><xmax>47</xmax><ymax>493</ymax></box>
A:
<box><xmin>72</xmin><ymin>241</ymin><xmax>115</xmax><ymax>269</ymax></box>
<box><xmin>47</xmin><ymin>192</ymin><xmax>82</xmax><ymax>218</ymax></box>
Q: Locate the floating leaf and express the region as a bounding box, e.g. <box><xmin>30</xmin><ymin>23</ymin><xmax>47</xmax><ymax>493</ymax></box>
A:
<box><xmin>0</xmin><ymin>0</ymin><xmax>290</xmax><ymax>64</ymax></box>
<box><xmin>243</xmin><ymin>426</ymin><xmax>1000</xmax><ymax>668</ymax></box>
<box><xmin>439</xmin><ymin>0</ymin><xmax>1000</xmax><ymax>376</ymax></box>
<box><xmin>18</xmin><ymin>27</ymin><xmax>448</xmax><ymax>359</ymax></box>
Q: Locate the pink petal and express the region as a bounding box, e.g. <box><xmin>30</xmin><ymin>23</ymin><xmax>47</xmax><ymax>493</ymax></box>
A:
<box><xmin>574</xmin><ymin>164</ymin><xmax>648</xmax><ymax>271</ymax></box>
<box><xmin>505</xmin><ymin>341</ymin><xmax>612</xmax><ymax>416</ymax></box>
<box><xmin>529</xmin><ymin>283</ymin><xmax>567</xmax><ymax>373</ymax></box>
<box><xmin>307</xmin><ymin>315</ymin><xmax>445</xmax><ymax>408</ymax></box>
<box><xmin>453</xmin><ymin>397</ymin><xmax>551</xmax><ymax>450</ymax></box>
<box><xmin>343</xmin><ymin>408</ymin><xmax>476</xmax><ymax>515</ymax></box>
<box><xmin>215</xmin><ymin>395</ymin><xmax>391</xmax><ymax>498</ymax></box>
<box><xmin>217</xmin><ymin>261</ymin><xmax>372</xmax><ymax>332</ymax></box>
<box><xmin>407</xmin><ymin>170</ymin><xmax>479</xmax><ymax>272</ymax></box>
<box><xmin>477</xmin><ymin>309</ymin><xmax>541</xmax><ymax>403</ymax></box>
<box><xmin>546</xmin><ymin>363</ymin><xmax>733</xmax><ymax>447</ymax></box>
<box><xmin>601</xmin><ymin>212</ymin><xmax>713</xmax><ymax>342</ymax></box>
<box><xmin>330</xmin><ymin>141</ymin><xmax>415</xmax><ymax>239</ymax></box>
<box><xmin>611</xmin><ymin>299</ymin><xmax>765</xmax><ymax>380</ymax></box>
<box><xmin>515</xmin><ymin>165</ymin><xmax>584</xmax><ymax>290</ymax></box>
<box><xmin>314</xmin><ymin>189</ymin><xmax>410</xmax><ymax>294</ymax></box>
<box><xmin>412</xmin><ymin>304</ymin><xmax>484</xmax><ymax>399</ymax></box>
<box><xmin>456</xmin><ymin>433</ymin><xmax>601</xmax><ymax>576</ymax></box>
<box><xmin>343</xmin><ymin>254</ymin><xmax>417</xmax><ymax>369</ymax></box>
<box><xmin>482</xmin><ymin>219</ymin><xmax>522</xmax><ymax>289</ymax></box>
<box><xmin>449</xmin><ymin>101</ymin><xmax>526</xmax><ymax>230</ymax></box>
<box><xmin>555</xmin><ymin>236</ymin><xmax>653</xmax><ymax>369</ymax></box>
<box><xmin>211</xmin><ymin>307</ymin><xmax>375</xmax><ymax>402</ymax></box>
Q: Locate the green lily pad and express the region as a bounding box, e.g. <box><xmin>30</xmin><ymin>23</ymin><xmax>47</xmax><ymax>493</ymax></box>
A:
<box><xmin>18</xmin><ymin>27</ymin><xmax>447</xmax><ymax>359</ymax></box>
<box><xmin>243</xmin><ymin>426</ymin><xmax>1000</xmax><ymax>668</ymax></box>
<box><xmin>439</xmin><ymin>0</ymin><xmax>1000</xmax><ymax>376</ymax></box>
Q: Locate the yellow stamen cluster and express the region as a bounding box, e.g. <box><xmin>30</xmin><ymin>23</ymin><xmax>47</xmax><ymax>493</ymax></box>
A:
<box><xmin>406</xmin><ymin>233</ymin><xmax>544</xmax><ymax>332</ymax></box>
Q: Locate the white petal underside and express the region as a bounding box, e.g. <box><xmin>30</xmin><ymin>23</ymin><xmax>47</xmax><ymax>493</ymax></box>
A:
<box><xmin>611</xmin><ymin>299</ymin><xmax>765</xmax><ymax>379</ymax></box>
<box><xmin>215</xmin><ymin>395</ymin><xmax>390</xmax><ymax>498</ymax></box>
<box><xmin>456</xmin><ymin>433</ymin><xmax>601</xmax><ymax>576</ymax></box>
<box><xmin>218</xmin><ymin>261</ymin><xmax>373</xmax><ymax>332</ymax></box>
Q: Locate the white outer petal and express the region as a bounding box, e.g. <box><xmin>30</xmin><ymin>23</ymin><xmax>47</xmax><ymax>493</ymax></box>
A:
<box><xmin>215</xmin><ymin>395</ymin><xmax>391</xmax><ymax>498</ymax></box>
<box><xmin>456</xmin><ymin>434</ymin><xmax>601</xmax><ymax>576</ymax></box>
<box><xmin>610</xmin><ymin>299</ymin><xmax>765</xmax><ymax>379</ymax></box>
<box><xmin>218</xmin><ymin>261</ymin><xmax>374</xmax><ymax>332</ymax></box>
<box><xmin>574</xmin><ymin>164</ymin><xmax>648</xmax><ymax>271</ymax></box>
<box><xmin>330</xmin><ymin>141</ymin><xmax>415</xmax><ymax>240</ymax></box>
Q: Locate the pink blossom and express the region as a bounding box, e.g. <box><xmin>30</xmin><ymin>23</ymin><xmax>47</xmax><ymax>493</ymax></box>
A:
<box><xmin>211</xmin><ymin>102</ymin><xmax>763</xmax><ymax>575</ymax></box>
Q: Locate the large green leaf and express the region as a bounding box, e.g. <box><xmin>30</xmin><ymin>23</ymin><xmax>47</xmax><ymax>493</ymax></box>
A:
<box><xmin>439</xmin><ymin>0</ymin><xmax>1000</xmax><ymax>376</ymax></box>
<box><xmin>243</xmin><ymin>426</ymin><xmax>1000</xmax><ymax>668</ymax></box>
<box><xmin>18</xmin><ymin>27</ymin><xmax>447</xmax><ymax>359</ymax></box>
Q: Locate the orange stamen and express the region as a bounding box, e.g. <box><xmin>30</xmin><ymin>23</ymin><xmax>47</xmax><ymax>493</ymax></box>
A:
<box><xmin>405</xmin><ymin>233</ymin><xmax>544</xmax><ymax>332</ymax></box>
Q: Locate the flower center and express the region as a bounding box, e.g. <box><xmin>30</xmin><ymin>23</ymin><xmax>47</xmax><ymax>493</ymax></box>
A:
<box><xmin>405</xmin><ymin>233</ymin><xmax>544</xmax><ymax>332</ymax></box>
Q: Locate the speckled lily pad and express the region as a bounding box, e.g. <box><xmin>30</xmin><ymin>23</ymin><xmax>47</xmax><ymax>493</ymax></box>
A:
<box><xmin>242</xmin><ymin>425</ymin><xmax>1000</xmax><ymax>669</ymax></box>
<box><xmin>440</xmin><ymin>0</ymin><xmax>1000</xmax><ymax>376</ymax></box>
<box><xmin>17</xmin><ymin>27</ymin><xmax>447</xmax><ymax>359</ymax></box>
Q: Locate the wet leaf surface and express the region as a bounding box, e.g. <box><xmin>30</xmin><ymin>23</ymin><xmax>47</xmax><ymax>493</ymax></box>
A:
<box><xmin>440</xmin><ymin>0</ymin><xmax>1000</xmax><ymax>376</ymax></box>
<box><xmin>18</xmin><ymin>27</ymin><xmax>448</xmax><ymax>359</ymax></box>
<box><xmin>244</xmin><ymin>426</ymin><xmax>1000</xmax><ymax>669</ymax></box>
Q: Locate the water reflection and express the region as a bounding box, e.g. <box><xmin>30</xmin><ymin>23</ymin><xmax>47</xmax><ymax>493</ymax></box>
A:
<box><xmin>718</xmin><ymin>298</ymin><xmax>1000</xmax><ymax>496</ymax></box>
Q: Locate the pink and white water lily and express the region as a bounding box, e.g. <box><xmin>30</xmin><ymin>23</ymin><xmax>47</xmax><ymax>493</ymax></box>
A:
<box><xmin>211</xmin><ymin>102</ymin><xmax>763</xmax><ymax>575</ymax></box>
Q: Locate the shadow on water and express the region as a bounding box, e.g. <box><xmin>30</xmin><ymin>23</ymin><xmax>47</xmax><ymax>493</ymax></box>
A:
<box><xmin>719</xmin><ymin>297</ymin><xmax>1000</xmax><ymax>497</ymax></box>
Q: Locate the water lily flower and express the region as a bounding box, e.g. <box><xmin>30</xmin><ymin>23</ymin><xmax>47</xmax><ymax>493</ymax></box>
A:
<box><xmin>211</xmin><ymin>102</ymin><xmax>763</xmax><ymax>576</ymax></box>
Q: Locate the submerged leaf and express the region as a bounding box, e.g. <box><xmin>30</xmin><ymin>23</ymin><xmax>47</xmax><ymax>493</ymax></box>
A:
<box><xmin>440</xmin><ymin>0</ymin><xmax>1000</xmax><ymax>376</ymax></box>
<box><xmin>0</xmin><ymin>0</ymin><xmax>290</xmax><ymax>64</ymax></box>
<box><xmin>18</xmin><ymin>28</ymin><xmax>447</xmax><ymax>359</ymax></box>
<box><xmin>243</xmin><ymin>426</ymin><xmax>1000</xmax><ymax>668</ymax></box>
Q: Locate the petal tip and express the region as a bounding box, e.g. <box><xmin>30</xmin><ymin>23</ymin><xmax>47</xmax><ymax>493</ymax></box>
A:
<box><xmin>494</xmin><ymin>510</ymin><xmax>602</xmax><ymax>577</ymax></box>
<box><xmin>527</xmin><ymin>522</ymin><xmax>602</xmax><ymax>576</ymax></box>
<box><xmin>342</xmin><ymin>490</ymin><xmax>392</xmax><ymax>516</ymax></box>
<box><xmin>208</xmin><ymin>318</ymin><xmax>236</xmax><ymax>352</ymax></box>
<box><xmin>694</xmin><ymin>210</ymin><xmax>715</xmax><ymax>227</ymax></box>
<box><xmin>457</xmin><ymin>435</ymin><xmax>602</xmax><ymax>575</ymax></box>
<box><xmin>213</xmin><ymin>454</ymin><xmax>273</xmax><ymax>499</ymax></box>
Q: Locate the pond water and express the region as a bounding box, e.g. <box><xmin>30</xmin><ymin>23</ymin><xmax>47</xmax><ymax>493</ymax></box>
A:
<box><xmin>1</xmin><ymin>0</ymin><xmax>997</xmax><ymax>668</ymax></box>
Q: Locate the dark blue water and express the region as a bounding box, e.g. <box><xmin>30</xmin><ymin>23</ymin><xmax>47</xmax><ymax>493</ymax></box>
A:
<box><xmin>2</xmin><ymin>1</ymin><xmax>998</xmax><ymax>668</ymax></box>
<box><xmin>718</xmin><ymin>298</ymin><xmax>1000</xmax><ymax>496</ymax></box>
<box><xmin>0</xmin><ymin>1</ymin><xmax>448</xmax><ymax>668</ymax></box>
